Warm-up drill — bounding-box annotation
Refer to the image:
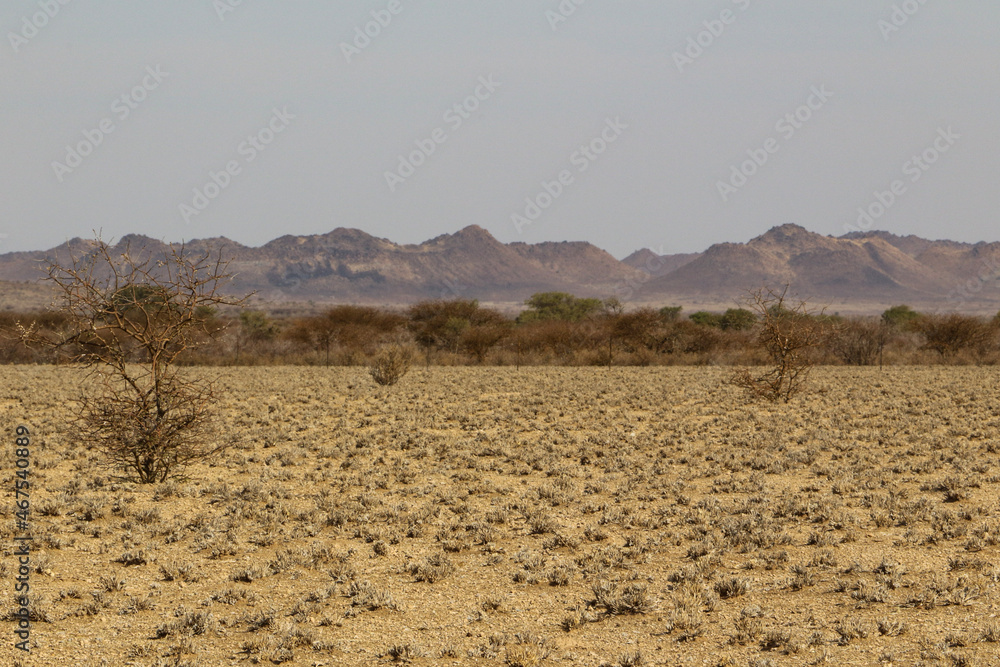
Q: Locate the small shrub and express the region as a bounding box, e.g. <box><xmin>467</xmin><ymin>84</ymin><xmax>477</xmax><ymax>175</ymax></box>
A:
<box><xmin>561</xmin><ymin>609</ymin><xmax>598</xmax><ymax>631</ymax></box>
<box><xmin>369</xmin><ymin>345</ymin><xmax>412</xmax><ymax>386</ymax></box>
<box><xmin>116</xmin><ymin>549</ymin><xmax>150</xmax><ymax>567</ymax></box>
<box><xmin>381</xmin><ymin>643</ymin><xmax>424</xmax><ymax>662</ymax></box>
<box><xmin>876</xmin><ymin>618</ymin><xmax>906</xmax><ymax>636</ymax></box>
<box><xmin>592</xmin><ymin>580</ymin><xmax>654</xmax><ymax>615</ymax></box>
<box><xmin>407</xmin><ymin>553</ymin><xmax>454</xmax><ymax>583</ymax></box>
<box><xmin>732</xmin><ymin>615</ymin><xmax>763</xmax><ymax>645</ymax></box>
<box><xmin>760</xmin><ymin>628</ymin><xmax>791</xmax><ymax>651</ymax></box>
<box><xmin>731</xmin><ymin>285</ymin><xmax>822</xmax><ymax>402</ymax></box>
<box><xmin>505</xmin><ymin>645</ymin><xmax>544</xmax><ymax>667</ymax></box>
<box><xmin>347</xmin><ymin>580</ymin><xmax>399</xmax><ymax>611</ymax></box>
<box><xmin>155</xmin><ymin>611</ymin><xmax>216</xmax><ymax>638</ymax></box>
<box><xmin>834</xmin><ymin>617</ymin><xmax>869</xmax><ymax>645</ymax></box>
<box><xmin>100</xmin><ymin>575</ymin><xmax>126</xmax><ymax>592</ymax></box>
<box><xmin>714</xmin><ymin>576</ymin><xmax>751</xmax><ymax>599</ymax></box>
<box><xmin>602</xmin><ymin>650</ymin><xmax>646</xmax><ymax>667</ymax></box>
<box><xmin>505</xmin><ymin>632</ymin><xmax>552</xmax><ymax>666</ymax></box>
<box><xmin>979</xmin><ymin>623</ymin><xmax>1000</xmax><ymax>642</ymax></box>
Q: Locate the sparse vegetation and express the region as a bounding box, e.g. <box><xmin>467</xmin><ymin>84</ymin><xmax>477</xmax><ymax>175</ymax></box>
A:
<box><xmin>882</xmin><ymin>304</ymin><xmax>921</xmax><ymax>330</ymax></box>
<box><xmin>2</xmin><ymin>359</ymin><xmax>1000</xmax><ymax>664</ymax></box>
<box><xmin>828</xmin><ymin>317</ymin><xmax>889</xmax><ymax>366</ymax></box>
<box><xmin>17</xmin><ymin>237</ymin><xmax>248</xmax><ymax>482</ymax></box>
<box><xmin>369</xmin><ymin>344</ymin><xmax>413</xmax><ymax>386</ymax></box>
<box><xmin>5</xmin><ymin>289</ymin><xmax>999</xmax><ymax>368</ymax></box>
<box><xmin>914</xmin><ymin>313</ymin><xmax>994</xmax><ymax>357</ymax></box>
<box><xmin>731</xmin><ymin>285</ymin><xmax>824</xmax><ymax>402</ymax></box>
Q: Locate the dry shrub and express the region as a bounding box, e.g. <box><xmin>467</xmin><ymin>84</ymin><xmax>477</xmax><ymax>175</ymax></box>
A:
<box><xmin>19</xmin><ymin>237</ymin><xmax>246</xmax><ymax>482</ymax></box>
<box><xmin>714</xmin><ymin>576</ymin><xmax>751</xmax><ymax>599</ymax></box>
<box><xmin>408</xmin><ymin>553</ymin><xmax>455</xmax><ymax>583</ymax></box>
<box><xmin>731</xmin><ymin>285</ymin><xmax>823</xmax><ymax>402</ymax></box>
<box><xmin>915</xmin><ymin>313</ymin><xmax>994</xmax><ymax>358</ymax></box>
<box><xmin>828</xmin><ymin>318</ymin><xmax>889</xmax><ymax>366</ymax></box>
<box><xmin>381</xmin><ymin>643</ymin><xmax>424</xmax><ymax>662</ymax></box>
<box><xmin>369</xmin><ymin>344</ymin><xmax>413</xmax><ymax>386</ymax></box>
<box><xmin>592</xmin><ymin>580</ymin><xmax>654</xmax><ymax>615</ymax></box>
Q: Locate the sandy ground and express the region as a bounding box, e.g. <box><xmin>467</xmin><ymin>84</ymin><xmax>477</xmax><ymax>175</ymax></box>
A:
<box><xmin>1</xmin><ymin>365</ymin><xmax>999</xmax><ymax>666</ymax></box>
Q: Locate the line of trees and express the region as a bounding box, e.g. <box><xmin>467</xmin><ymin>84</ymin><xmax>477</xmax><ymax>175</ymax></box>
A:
<box><xmin>3</xmin><ymin>291</ymin><xmax>1000</xmax><ymax>367</ymax></box>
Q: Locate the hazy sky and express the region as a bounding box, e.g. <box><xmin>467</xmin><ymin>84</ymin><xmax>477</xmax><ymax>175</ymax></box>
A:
<box><xmin>1</xmin><ymin>1</ymin><xmax>997</xmax><ymax>259</ymax></box>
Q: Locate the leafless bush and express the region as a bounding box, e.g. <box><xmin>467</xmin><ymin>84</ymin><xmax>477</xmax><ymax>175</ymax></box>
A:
<box><xmin>592</xmin><ymin>580</ymin><xmax>654</xmax><ymax>615</ymax></box>
<box><xmin>731</xmin><ymin>285</ymin><xmax>823</xmax><ymax>402</ymax></box>
<box><xmin>828</xmin><ymin>318</ymin><xmax>889</xmax><ymax>366</ymax></box>
<box><xmin>834</xmin><ymin>617</ymin><xmax>870</xmax><ymax>645</ymax></box>
<box><xmin>714</xmin><ymin>576</ymin><xmax>751</xmax><ymax>599</ymax></box>
<box><xmin>19</xmin><ymin>237</ymin><xmax>247</xmax><ymax>482</ymax></box>
<box><xmin>914</xmin><ymin>313</ymin><xmax>993</xmax><ymax>358</ymax></box>
<box><xmin>407</xmin><ymin>553</ymin><xmax>454</xmax><ymax>583</ymax></box>
<box><xmin>369</xmin><ymin>344</ymin><xmax>413</xmax><ymax>386</ymax></box>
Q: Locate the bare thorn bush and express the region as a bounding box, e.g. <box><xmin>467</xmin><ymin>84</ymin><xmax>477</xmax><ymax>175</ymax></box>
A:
<box><xmin>731</xmin><ymin>285</ymin><xmax>823</xmax><ymax>402</ymax></box>
<box><xmin>19</xmin><ymin>236</ymin><xmax>248</xmax><ymax>482</ymax></box>
<box><xmin>828</xmin><ymin>318</ymin><xmax>889</xmax><ymax>366</ymax></box>
<box><xmin>915</xmin><ymin>313</ymin><xmax>994</xmax><ymax>358</ymax></box>
<box><xmin>369</xmin><ymin>344</ymin><xmax>413</xmax><ymax>386</ymax></box>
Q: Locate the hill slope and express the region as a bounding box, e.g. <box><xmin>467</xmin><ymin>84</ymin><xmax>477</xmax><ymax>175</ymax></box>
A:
<box><xmin>1</xmin><ymin>224</ymin><xmax>998</xmax><ymax>311</ymax></box>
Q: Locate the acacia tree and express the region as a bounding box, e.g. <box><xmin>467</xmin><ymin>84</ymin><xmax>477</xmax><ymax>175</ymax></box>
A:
<box><xmin>517</xmin><ymin>292</ymin><xmax>603</xmax><ymax>324</ymax></box>
<box><xmin>915</xmin><ymin>313</ymin><xmax>993</xmax><ymax>358</ymax></box>
<box><xmin>731</xmin><ymin>285</ymin><xmax>823</xmax><ymax>402</ymax></box>
<box><xmin>459</xmin><ymin>310</ymin><xmax>510</xmax><ymax>363</ymax></box>
<box><xmin>19</xmin><ymin>238</ymin><xmax>249</xmax><ymax>483</ymax></box>
<box><xmin>828</xmin><ymin>317</ymin><xmax>889</xmax><ymax>366</ymax></box>
<box><xmin>285</xmin><ymin>306</ymin><xmax>406</xmax><ymax>366</ymax></box>
<box><xmin>407</xmin><ymin>299</ymin><xmax>508</xmax><ymax>364</ymax></box>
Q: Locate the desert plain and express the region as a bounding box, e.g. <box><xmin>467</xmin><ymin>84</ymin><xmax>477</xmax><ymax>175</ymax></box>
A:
<box><xmin>2</xmin><ymin>365</ymin><xmax>1000</xmax><ymax>666</ymax></box>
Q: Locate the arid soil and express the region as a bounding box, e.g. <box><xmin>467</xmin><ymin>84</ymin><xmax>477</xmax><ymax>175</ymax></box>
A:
<box><xmin>1</xmin><ymin>366</ymin><xmax>999</xmax><ymax>666</ymax></box>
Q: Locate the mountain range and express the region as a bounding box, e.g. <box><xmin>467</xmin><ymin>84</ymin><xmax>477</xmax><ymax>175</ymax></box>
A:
<box><xmin>1</xmin><ymin>224</ymin><xmax>998</xmax><ymax>314</ymax></box>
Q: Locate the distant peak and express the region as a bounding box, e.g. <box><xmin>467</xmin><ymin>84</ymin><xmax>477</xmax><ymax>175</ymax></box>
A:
<box><xmin>436</xmin><ymin>225</ymin><xmax>500</xmax><ymax>246</ymax></box>
<box><xmin>749</xmin><ymin>224</ymin><xmax>822</xmax><ymax>246</ymax></box>
<box><xmin>116</xmin><ymin>233</ymin><xmax>157</xmax><ymax>244</ymax></box>
<box><xmin>455</xmin><ymin>224</ymin><xmax>493</xmax><ymax>237</ymax></box>
<box><xmin>766</xmin><ymin>223</ymin><xmax>810</xmax><ymax>236</ymax></box>
<box><xmin>326</xmin><ymin>227</ymin><xmax>376</xmax><ymax>238</ymax></box>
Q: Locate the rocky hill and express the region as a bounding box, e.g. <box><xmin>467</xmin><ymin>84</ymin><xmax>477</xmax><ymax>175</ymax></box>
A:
<box><xmin>1</xmin><ymin>224</ymin><xmax>997</xmax><ymax>313</ymax></box>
